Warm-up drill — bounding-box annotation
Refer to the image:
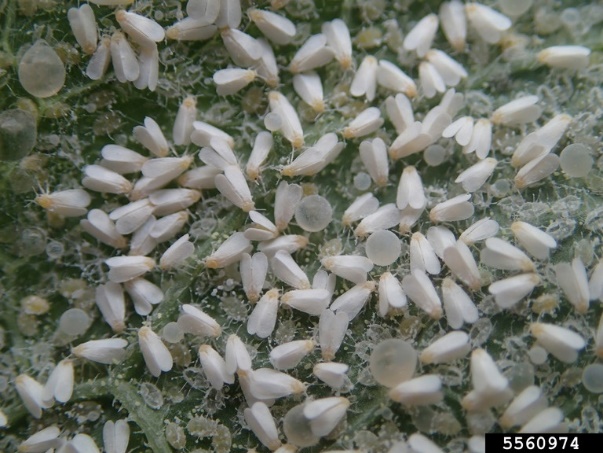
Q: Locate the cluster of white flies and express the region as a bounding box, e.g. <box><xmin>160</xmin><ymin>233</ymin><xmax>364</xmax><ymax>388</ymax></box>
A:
<box><xmin>5</xmin><ymin>0</ymin><xmax>601</xmax><ymax>452</ymax></box>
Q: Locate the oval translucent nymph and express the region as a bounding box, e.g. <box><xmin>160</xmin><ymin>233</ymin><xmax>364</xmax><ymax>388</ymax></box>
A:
<box><xmin>559</xmin><ymin>143</ymin><xmax>593</xmax><ymax>178</ymax></box>
<box><xmin>295</xmin><ymin>195</ymin><xmax>333</xmax><ymax>232</ymax></box>
<box><xmin>18</xmin><ymin>40</ymin><xmax>66</xmax><ymax>98</ymax></box>
<box><xmin>59</xmin><ymin>308</ymin><xmax>91</xmax><ymax>336</ymax></box>
<box><xmin>369</xmin><ymin>338</ymin><xmax>417</xmax><ymax>387</ymax></box>
<box><xmin>283</xmin><ymin>404</ymin><xmax>319</xmax><ymax>447</ymax></box>
<box><xmin>582</xmin><ymin>363</ymin><xmax>603</xmax><ymax>394</ymax></box>
<box><xmin>366</xmin><ymin>230</ymin><xmax>401</xmax><ymax>266</ymax></box>
<box><xmin>0</xmin><ymin>109</ymin><xmax>37</xmax><ymax>161</ymax></box>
